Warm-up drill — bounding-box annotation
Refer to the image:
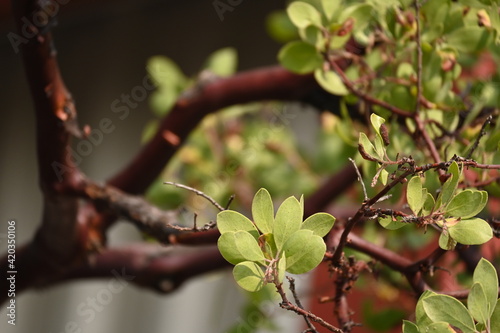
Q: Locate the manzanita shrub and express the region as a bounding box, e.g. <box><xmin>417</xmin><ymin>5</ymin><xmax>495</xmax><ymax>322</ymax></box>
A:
<box><xmin>217</xmin><ymin>188</ymin><xmax>335</xmax><ymax>292</ymax></box>
<box><xmin>403</xmin><ymin>258</ymin><xmax>500</xmax><ymax>333</ymax></box>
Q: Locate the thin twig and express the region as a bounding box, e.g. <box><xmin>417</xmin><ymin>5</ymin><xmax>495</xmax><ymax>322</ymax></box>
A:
<box><xmin>287</xmin><ymin>277</ymin><xmax>319</xmax><ymax>333</ymax></box>
<box><xmin>349</xmin><ymin>158</ymin><xmax>368</xmax><ymax>201</ymax></box>
<box><xmin>466</xmin><ymin>115</ymin><xmax>492</xmax><ymax>159</ymax></box>
<box><xmin>164</xmin><ymin>182</ymin><xmax>225</xmax><ymax>211</ymax></box>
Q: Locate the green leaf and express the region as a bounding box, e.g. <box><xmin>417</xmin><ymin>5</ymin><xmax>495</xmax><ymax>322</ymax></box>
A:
<box><xmin>282</xmin><ymin>230</ymin><xmax>326</xmax><ymax>274</ymax></box>
<box><xmin>379</xmin><ymin>216</ymin><xmax>407</xmax><ymax>230</ymax></box>
<box><xmin>277</xmin><ymin>251</ymin><xmax>287</xmax><ymax>284</ymax></box>
<box><xmin>266</xmin><ymin>10</ymin><xmax>299</xmax><ymax>43</ymax></box>
<box><xmin>149</xmin><ymin>86</ymin><xmax>177</xmax><ymax>116</ymax></box>
<box><xmin>446</xmin><ymin>26</ymin><xmax>490</xmax><ymax>53</ymax></box>
<box><xmin>218</xmin><ymin>231</ymin><xmax>265</xmax><ymax>265</ymax></box>
<box><xmin>491</xmin><ymin>300</ymin><xmax>500</xmax><ymax>332</ymax></box>
<box><xmin>233</xmin><ymin>261</ymin><xmax>265</xmax><ymax>292</ymax></box>
<box><xmin>422</xmin><ymin>295</ymin><xmax>476</xmax><ymax>332</ymax></box>
<box><xmin>203</xmin><ymin>47</ymin><xmax>237</xmax><ymax>77</ymax></box>
<box><xmin>358</xmin><ymin>132</ymin><xmax>379</xmax><ymax>160</ymax></box>
<box><xmin>314</xmin><ymin>68</ymin><xmax>349</xmax><ymax>95</ymax></box>
<box><xmin>273</xmin><ymin>196</ymin><xmax>303</xmax><ymax>251</ymax></box>
<box><xmin>468</xmin><ymin>282</ymin><xmax>489</xmax><ymax>324</ymax></box>
<box><xmin>252</xmin><ymin>188</ymin><xmax>274</xmax><ymax>234</ymax></box>
<box><xmin>321</xmin><ymin>0</ymin><xmax>340</xmax><ymax>21</ymax></box>
<box><xmin>217</xmin><ymin>210</ymin><xmax>259</xmax><ymax>239</ymax></box>
<box><xmin>416</xmin><ymin>291</ymin><xmax>438</xmax><ymax>327</ymax></box>
<box><xmin>473</xmin><ymin>258</ymin><xmax>499</xmax><ymax>317</ymax></box>
<box><xmin>448</xmin><ymin>218</ymin><xmax>493</xmax><ymax>246</ymax></box>
<box><xmin>338</xmin><ymin>3</ymin><xmax>374</xmax><ymax>33</ymax></box>
<box><xmin>445</xmin><ymin>190</ymin><xmax>488</xmax><ymax>219</ymax></box>
<box><xmin>408</xmin><ymin>176</ymin><xmax>424</xmax><ymax>215</ymax></box>
<box><xmin>402</xmin><ymin>320</ymin><xmax>420</xmax><ymax>333</ymax></box>
<box><xmin>422</xmin><ymin>192</ymin><xmax>436</xmax><ymax>216</ymax></box>
<box><xmin>278</xmin><ymin>41</ymin><xmax>323</xmax><ymax>74</ymax></box>
<box><xmin>301</xmin><ymin>213</ymin><xmax>335</xmax><ymax>237</ymax></box>
<box><xmin>426</xmin><ymin>322</ymin><xmax>459</xmax><ymax>332</ymax></box>
<box><xmin>437</xmin><ymin>161</ymin><xmax>460</xmax><ymax>207</ymax></box>
<box><xmin>438</xmin><ymin>230</ymin><xmax>456</xmax><ymax>250</ymax></box>
<box><xmin>286</xmin><ymin>1</ymin><xmax>323</xmax><ymax>28</ymax></box>
<box><xmin>147</xmin><ymin>55</ymin><xmax>185</xmax><ymax>88</ymax></box>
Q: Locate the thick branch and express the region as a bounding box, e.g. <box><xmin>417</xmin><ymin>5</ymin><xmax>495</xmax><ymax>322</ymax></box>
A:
<box><xmin>108</xmin><ymin>66</ymin><xmax>318</xmax><ymax>194</ymax></box>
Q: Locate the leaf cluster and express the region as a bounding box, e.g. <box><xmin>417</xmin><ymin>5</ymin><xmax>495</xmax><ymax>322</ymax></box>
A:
<box><xmin>217</xmin><ymin>188</ymin><xmax>335</xmax><ymax>292</ymax></box>
<box><xmin>403</xmin><ymin>258</ymin><xmax>500</xmax><ymax>333</ymax></box>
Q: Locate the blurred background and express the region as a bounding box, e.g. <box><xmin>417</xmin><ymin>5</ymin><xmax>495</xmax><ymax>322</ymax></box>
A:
<box><xmin>0</xmin><ymin>1</ymin><xmax>316</xmax><ymax>332</ymax></box>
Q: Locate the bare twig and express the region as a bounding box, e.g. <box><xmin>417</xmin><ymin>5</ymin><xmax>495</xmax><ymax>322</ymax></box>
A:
<box><xmin>466</xmin><ymin>115</ymin><xmax>493</xmax><ymax>159</ymax></box>
<box><xmin>164</xmin><ymin>181</ymin><xmax>225</xmax><ymax>212</ymax></box>
<box><xmin>349</xmin><ymin>158</ymin><xmax>368</xmax><ymax>201</ymax></box>
<box><xmin>288</xmin><ymin>277</ymin><xmax>319</xmax><ymax>333</ymax></box>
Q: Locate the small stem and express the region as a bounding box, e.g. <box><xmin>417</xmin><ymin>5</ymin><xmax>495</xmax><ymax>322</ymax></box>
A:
<box><xmin>164</xmin><ymin>182</ymin><xmax>225</xmax><ymax>211</ymax></box>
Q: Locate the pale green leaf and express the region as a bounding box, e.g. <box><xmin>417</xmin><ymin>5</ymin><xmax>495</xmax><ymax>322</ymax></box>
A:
<box><xmin>277</xmin><ymin>251</ymin><xmax>287</xmax><ymax>284</ymax></box>
<box><xmin>446</xmin><ymin>26</ymin><xmax>490</xmax><ymax>53</ymax></box>
<box><xmin>233</xmin><ymin>261</ymin><xmax>265</xmax><ymax>292</ymax></box>
<box><xmin>358</xmin><ymin>132</ymin><xmax>378</xmax><ymax>160</ymax></box>
<box><xmin>203</xmin><ymin>47</ymin><xmax>237</xmax><ymax>77</ymax></box>
<box><xmin>416</xmin><ymin>291</ymin><xmax>438</xmax><ymax>327</ymax></box>
<box><xmin>217</xmin><ymin>210</ymin><xmax>259</xmax><ymax>239</ymax></box>
<box><xmin>448</xmin><ymin>218</ymin><xmax>493</xmax><ymax>246</ymax></box>
<box><xmin>278</xmin><ymin>41</ymin><xmax>323</xmax><ymax>74</ymax></box>
<box><xmin>287</xmin><ymin>1</ymin><xmax>323</xmax><ymax>28</ymax></box>
<box><xmin>402</xmin><ymin>320</ymin><xmax>419</xmax><ymax>333</ymax></box>
<box><xmin>273</xmin><ymin>196</ymin><xmax>303</xmax><ymax>251</ymax></box>
<box><xmin>439</xmin><ymin>231</ymin><xmax>456</xmax><ymax>250</ymax></box>
<box><xmin>422</xmin><ymin>192</ymin><xmax>436</xmax><ymax>216</ymax></box>
<box><xmin>301</xmin><ymin>213</ymin><xmax>335</xmax><ymax>237</ymax></box>
<box><xmin>468</xmin><ymin>282</ymin><xmax>489</xmax><ymax>324</ymax></box>
<box><xmin>218</xmin><ymin>231</ymin><xmax>265</xmax><ymax>265</ymax></box>
<box><xmin>314</xmin><ymin>68</ymin><xmax>349</xmax><ymax>95</ymax></box>
<box><xmin>445</xmin><ymin>190</ymin><xmax>488</xmax><ymax>219</ymax></box>
<box><xmin>370</xmin><ymin>113</ymin><xmax>386</xmax><ymax>138</ymax></box>
<box><xmin>379</xmin><ymin>216</ymin><xmax>407</xmax><ymax>230</ymax></box>
<box><xmin>437</xmin><ymin>161</ymin><xmax>460</xmax><ymax>207</ymax></box>
<box><xmin>426</xmin><ymin>322</ymin><xmax>459</xmax><ymax>332</ymax></box>
<box><xmin>283</xmin><ymin>230</ymin><xmax>325</xmax><ymax>274</ymax></box>
<box><xmin>408</xmin><ymin>176</ymin><xmax>424</xmax><ymax>215</ymax></box>
<box><xmin>321</xmin><ymin>0</ymin><xmax>340</xmax><ymax>21</ymax></box>
<box><xmin>473</xmin><ymin>258</ymin><xmax>499</xmax><ymax>317</ymax></box>
<box><xmin>491</xmin><ymin>300</ymin><xmax>500</xmax><ymax>332</ymax></box>
<box><xmin>338</xmin><ymin>3</ymin><xmax>374</xmax><ymax>33</ymax></box>
<box><xmin>252</xmin><ymin>188</ymin><xmax>274</xmax><ymax>234</ymax></box>
<box><xmin>422</xmin><ymin>295</ymin><xmax>476</xmax><ymax>332</ymax></box>
<box><xmin>147</xmin><ymin>55</ymin><xmax>185</xmax><ymax>88</ymax></box>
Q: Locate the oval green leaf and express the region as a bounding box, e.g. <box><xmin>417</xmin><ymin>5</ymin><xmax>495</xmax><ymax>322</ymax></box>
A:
<box><xmin>314</xmin><ymin>68</ymin><xmax>349</xmax><ymax>95</ymax></box>
<box><xmin>278</xmin><ymin>41</ymin><xmax>323</xmax><ymax>74</ymax></box>
<box><xmin>426</xmin><ymin>322</ymin><xmax>459</xmax><ymax>332</ymax></box>
<box><xmin>468</xmin><ymin>282</ymin><xmax>488</xmax><ymax>325</ymax></box>
<box><xmin>203</xmin><ymin>47</ymin><xmax>237</xmax><ymax>77</ymax></box>
<box><xmin>233</xmin><ymin>261</ymin><xmax>265</xmax><ymax>292</ymax></box>
<box><xmin>402</xmin><ymin>320</ymin><xmax>419</xmax><ymax>333</ymax></box>
<box><xmin>473</xmin><ymin>258</ymin><xmax>499</xmax><ymax>317</ymax></box>
<box><xmin>282</xmin><ymin>230</ymin><xmax>325</xmax><ymax>274</ymax></box>
<box><xmin>379</xmin><ymin>216</ymin><xmax>407</xmax><ymax>230</ymax></box>
<box><xmin>445</xmin><ymin>190</ymin><xmax>488</xmax><ymax>219</ymax></box>
<box><xmin>217</xmin><ymin>210</ymin><xmax>259</xmax><ymax>239</ymax></box>
<box><xmin>252</xmin><ymin>188</ymin><xmax>274</xmax><ymax>234</ymax></box>
<box><xmin>273</xmin><ymin>196</ymin><xmax>303</xmax><ymax>251</ymax></box>
<box><xmin>301</xmin><ymin>213</ymin><xmax>336</xmax><ymax>237</ymax></box>
<box><xmin>218</xmin><ymin>231</ymin><xmax>265</xmax><ymax>265</ymax></box>
<box><xmin>491</xmin><ymin>300</ymin><xmax>500</xmax><ymax>333</ymax></box>
<box><xmin>407</xmin><ymin>176</ymin><xmax>424</xmax><ymax>215</ymax></box>
<box><xmin>286</xmin><ymin>1</ymin><xmax>322</xmax><ymax>28</ymax></box>
<box><xmin>448</xmin><ymin>218</ymin><xmax>493</xmax><ymax>246</ymax></box>
<box><xmin>422</xmin><ymin>295</ymin><xmax>476</xmax><ymax>333</ymax></box>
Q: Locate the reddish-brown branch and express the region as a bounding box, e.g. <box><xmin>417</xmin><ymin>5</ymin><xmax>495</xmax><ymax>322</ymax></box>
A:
<box><xmin>108</xmin><ymin>67</ymin><xmax>318</xmax><ymax>195</ymax></box>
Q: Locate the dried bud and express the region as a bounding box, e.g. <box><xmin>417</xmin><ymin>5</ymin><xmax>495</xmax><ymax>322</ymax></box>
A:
<box><xmin>441</xmin><ymin>53</ymin><xmax>456</xmax><ymax>72</ymax></box>
<box><xmin>338</xmin><ymin>17</ymin><xmax>354</xmax><ymax>36</ymax></box>
<box><xmin>477</xmin><ymin>9</ymin><xmax>491</xmax><ymax>28</ymax></box>
<box><xmin>358</xmin><ymin>143</ymin><xmax>378</xmax><ymax>162</ymax></box>
<box><xmin>380</xmin><ymin>124</ymin><xmax>390</xmax><ymax>146</ymax></box>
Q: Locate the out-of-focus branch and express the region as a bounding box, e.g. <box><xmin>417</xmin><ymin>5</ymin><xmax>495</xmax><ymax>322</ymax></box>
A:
<box><xmin>108</xmin><ymin>66</ymin><xmax>319</xmax><ymax>195</ymax></box>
